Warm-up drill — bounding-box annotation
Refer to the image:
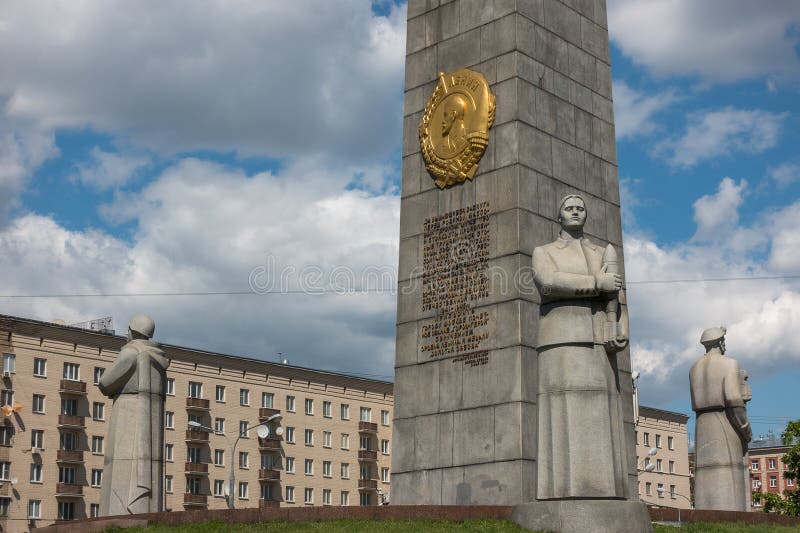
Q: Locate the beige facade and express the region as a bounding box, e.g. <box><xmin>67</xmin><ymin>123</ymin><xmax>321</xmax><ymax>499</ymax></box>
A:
<box><xmin>0</xmin><ymin>314</ymin><xmax>393</xmax><ymax>532</ymax></box>
<box><xmin>749</xmin><ymin>434</ymin><xmax>798</xmax><ymax>509</ymax></box>
<box><xmin>636</xmin><ymin>406</ymin><xmax>691</xmax><ymax>509</ymax></box>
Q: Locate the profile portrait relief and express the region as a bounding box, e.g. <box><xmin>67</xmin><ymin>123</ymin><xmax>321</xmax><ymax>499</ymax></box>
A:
<box><xmin>434</xmin><ymin>94</ymin><xmax>469</xmax><ymax>159</ymax></box>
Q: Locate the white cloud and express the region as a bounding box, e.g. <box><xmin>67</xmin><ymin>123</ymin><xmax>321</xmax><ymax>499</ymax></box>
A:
<box><xmin>656</xmin><ymin>108</ymin><xmax>787</xmax><ymax>167</ymax></box>
<box><xmin>72</xmin><ymin>148</ymin><xmax>149</xmax><ymax>190</ymax></box>
<box><xmin>608</xmin><ymin>0</ymin><xmax>800</xmax><ymax>83</ymax></box>
<box><xmin>691</xmin><ymin>177</ymin><xmax>746</xmax><ymax>243</ymax></box>
<box><xmin>612</xmin><ymin>81</ymin><xmax>677</xmax><ymax>140</ymax></box>
<box><xmin>768</xmin><ymin>162</ymin><xmax>800</xmax><ymax>187</ymax></box>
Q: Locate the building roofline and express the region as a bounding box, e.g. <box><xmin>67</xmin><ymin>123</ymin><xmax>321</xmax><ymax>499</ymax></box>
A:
<box><xmin>639</xmin><ymin>405</ymin><xmax>690</xmax><ymax>424</ymax></box>
<box><xmin>0</xmin><ymin>313</ymin><xmax>393</xmax><ymax>393</ymax></box>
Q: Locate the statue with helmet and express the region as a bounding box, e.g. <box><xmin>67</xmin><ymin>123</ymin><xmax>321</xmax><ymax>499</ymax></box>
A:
<box><xmin>99</xmin><ymin>315</ymin><xmax>170</xmax><ymax>515</ymax></box>
<box><xmin>690</xmin><ymin>326</ymin><xmax>751</xmax><ymax>511</ymax></box>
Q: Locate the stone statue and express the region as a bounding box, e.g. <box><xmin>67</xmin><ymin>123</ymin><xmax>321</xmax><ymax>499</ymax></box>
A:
<box><xmin>690</xmin><ymin>326</ymin><xmax>751</xmax><ymax>511</ymax></box>
<box><xmin>532</xmin><ymin>194</ymin><xmax>630</xmax><ymax>499</ymax></box>
<box><xmin>99</xmin><ymin>315</ymin><xmax>169</xmax><ymax>515</ymax></box>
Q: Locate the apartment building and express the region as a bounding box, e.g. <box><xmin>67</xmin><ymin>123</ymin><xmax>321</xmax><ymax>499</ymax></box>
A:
<box><xmin>0</xmin><ymin>314</ymin><xmax>393</xmax><ymax>532</ymax></box>
<box><xmin>636</xmin><ymin>406</ymin><xmax>691</xmax><ymax>509</ymax></box>
<box><xmin>749</xmin><ymin>432</ymin><xmax>798</xmax><ymax>509</ymax></box>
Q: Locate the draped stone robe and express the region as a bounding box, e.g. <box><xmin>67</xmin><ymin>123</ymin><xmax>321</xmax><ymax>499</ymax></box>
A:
<box><xmin>99</xmin><ymin>339</ymin><xmax>169</xmax><ymax>515</ymax></box>
<box><xmin>532</xmin><ymin>236</ymin><xmax>629</xmax><ymax>500</ymax></box>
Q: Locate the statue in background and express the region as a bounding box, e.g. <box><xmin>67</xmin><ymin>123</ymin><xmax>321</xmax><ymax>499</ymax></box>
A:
<box><xmin>99</xmin><ymin>315</ymin><xmax>170</xmax><ymax>515</ymax></box>
<box><xmin>533</xmin><ymin>194</ymin><xmax>630</xmax><ymax>499</ymax></box>
<box><xmin>690</xmin><ymin>326</ymin><xmax>751</xmax><ymax>511</ymax></box>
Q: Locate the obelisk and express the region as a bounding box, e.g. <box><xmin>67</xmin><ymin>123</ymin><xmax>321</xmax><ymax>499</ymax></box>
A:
<box><xmin>392</xmin><ymin>1</ymin><xmax>649</xmax><ymax>530</ymax></box>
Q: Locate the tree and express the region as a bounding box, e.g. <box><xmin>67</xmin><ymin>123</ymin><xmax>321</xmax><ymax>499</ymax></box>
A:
<box><xmin>753</xmin><ymin>420</ymin><xmax>800</xmax><ymax>515</ymax></box>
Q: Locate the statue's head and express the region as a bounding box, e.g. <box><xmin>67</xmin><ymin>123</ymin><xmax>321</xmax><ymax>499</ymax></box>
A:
<box><xmin>740</xmin><ymin>370</ymin><xmax>752</xmax><ymax>402</ymax></box>
<box><xmin>700</xmin><ymin>326</ymin><xmax>726</xmax><ymax>354</ymax></box>
<box><xmin>558</xmin><ymin>194</ymin><xmax>587</xmax><ymax>231</ymax></box>
<box><xmin>441</xmin><ymin>94</ymin><xmax>467</xmax><ymax>136</ymax></box>
<box><xmin>128</xmin><ymin>314</ymin><xmax>155</xmax><ymax>340</ymax></box>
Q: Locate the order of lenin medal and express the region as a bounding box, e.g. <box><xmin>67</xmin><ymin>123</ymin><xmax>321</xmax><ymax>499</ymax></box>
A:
<box><xmin>419</xmin><ymin>69</ymin><xmax>496</xmax><ymax>189</ymax></box>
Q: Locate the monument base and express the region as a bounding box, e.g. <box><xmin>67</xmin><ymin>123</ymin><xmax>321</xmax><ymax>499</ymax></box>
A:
<box><xmin>512</xmin><ymin>500</ymin><xmax>653</xmax><ymax>533</ymax></box>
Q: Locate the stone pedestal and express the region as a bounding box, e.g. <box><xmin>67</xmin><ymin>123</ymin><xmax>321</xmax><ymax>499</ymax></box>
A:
<box><xmin>392</xmin><ymin>0</ymin><xmax>640</xmax><ymax>520</ymax></box>
<box><xmin>512</xmin><ymin>500</ymin><xmax>653</xmax><ymax>533</ymax></box>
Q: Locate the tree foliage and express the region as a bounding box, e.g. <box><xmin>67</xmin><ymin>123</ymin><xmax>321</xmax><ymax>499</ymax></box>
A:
<box><xmin>753</xmin><ymin>420</ymin><xmax>800</xmax><ymax>516</ymax></box>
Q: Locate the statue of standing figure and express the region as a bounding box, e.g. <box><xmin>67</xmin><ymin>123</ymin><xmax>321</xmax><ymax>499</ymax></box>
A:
<box><xmin>690</xmin><ymin>326</ymin><xmax>751</xmax><ymax>511</ymax></box>
<box><xmin>532</xmin><ymin>194</ymin><xmax>630</xmax><ymax>499</ymax></box>
<box><xmin>99</xmin><ymin>315</ymin><xmax>170</xmax><ymax>515</ymax></box>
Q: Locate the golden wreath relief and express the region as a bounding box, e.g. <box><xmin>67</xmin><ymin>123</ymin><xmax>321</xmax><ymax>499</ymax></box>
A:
<box><xmin>419</xmin><ymin>68</ymin><xmax>496</xmax><ymax>189</ymax></box>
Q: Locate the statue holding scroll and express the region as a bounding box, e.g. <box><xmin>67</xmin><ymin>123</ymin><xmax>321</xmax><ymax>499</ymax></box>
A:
<box><xmin>690</xmin><ymin>326</ymin><xmax>751</xmax><ymax>511</ymax></box>
<box><xmin>99</xmin><ymin>315</ymin><xmax>170</xmax><ymax>515</ymax></box>
<box><xmin>532</xmin><ymin>194</ymin><xmax>630</xmax><ymax>499</ymax></box>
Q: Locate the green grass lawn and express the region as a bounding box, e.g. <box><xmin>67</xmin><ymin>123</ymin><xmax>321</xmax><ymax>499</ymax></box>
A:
<box><xmin>653</xmin><ymin>523</ymin><xmax>800</xmax><ymax>533</ymax></box>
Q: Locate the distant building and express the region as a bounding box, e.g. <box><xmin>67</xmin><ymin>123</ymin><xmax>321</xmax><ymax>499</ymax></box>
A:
<box><xmin>636</xmin><ymin>406</ymin><xmax>691</xmax><ymax>509</ymax></box>
<box><xmin>749</xmin><ymin>432</ymin><xmax>798</xmax><ymax>510</ymax></box>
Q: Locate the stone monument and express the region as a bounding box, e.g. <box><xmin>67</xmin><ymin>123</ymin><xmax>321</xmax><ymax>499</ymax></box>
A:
<box><xmin>99</xmin><ymin>315</ymin><xmax>170</xmax><ymax>515</ymax></box>
<box><xmin>393</xmin><ymin>1</ymin><xmax>649</xmax><ymax>530</ymax></box>
<box><xmin>690</xmin><ymin>326</ymin><xmax>751</xmax><ymax>511</ymax></box>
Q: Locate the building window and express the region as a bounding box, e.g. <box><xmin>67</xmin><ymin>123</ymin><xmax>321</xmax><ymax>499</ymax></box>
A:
<box><xmin>285</xmin><ymin>457</ymin><xmax>295</xmax><ymax>474</ymax></box>
<box><xmin>31</xmin><ymin>430</ymin><xmax>44</xmax><ymax>450</ymax></box>
<box><xmin>91</xmin><ymin>469</ymin><xmax>103</xmax><ymax>487</ymax></box>
<box><xmin>239</xmin><ymin>420</ymin><xmax>249</xmax><ymax>437</ymax></box>
<box><xmin>187</xmin><ymin>447</ymin><xmax>201</xmax><ymax>464</ymax></box>
<box><xmin>1</xmin><ymin>354</ymin><xmax>15</xmax><ymax>375</ymax></box>
<box><xmin>166</xmin><ymin>378</ymin><xmax>174</xmax><ymax>396</ymax></box>
<box><xmin>753</xmin><ymin>478</ymin><xmax>761</xmax><ymax>489</ymax></box>
<box><xmin>305</xmin><ymin>398</ymin><xmax>314</xmax><ymax>415</ymax></box>
<box><xmin>165</xmin><ymin>475</ymin><xmax>173</xmax><ymax>493</ymax></box>
<box><xmin>304</xmin><ymin>458</ymin><xmax>313</xmax><ymax>475</ymax></box>
<box><xmin>213</xmin><ymin>479</ymin><xmax>224</xmax><ymax>497</ymax></box>
<box><xmin>668</xmin><ymin>436</ymin><xmax>674</xmax><ymax>450</ymax></box>
<box><xmin>670</xmin><ymin>485</ymin><xmax>676</xmax><ymax>499</ymax></box>
<box><xmin>61</xmin><ymin>398</ymin><xmax>77</xmax><ymax>416</ymax></box>
<box><xmin>788</xmin><ymin>478</ymin><xmax>795</xmax><ymax>487</ymax></box>
<box><xmin>668</xmin><ymin>460</ymin><xmax>675</xmax><ymax>474</ymax></box>
<box><xmin>165</xmin><ymin>443</ymin><xmax>174</xmax><ymax>462</ymax></box>
<box><xmin>89</xmin><ymin>503</ymin><xmax>100</xmax><ymax>518</ymax></box>
<box><xmin>643</xmin><ymin>433</ymin><xmax>650</xmax><ymax>446</ymax></box>
<box><xmin>360</xmin><ymin>492</ymin><xmax>371</xmax><ymax>506</ymax></box>
<box><xmin>656</xmin><ymin>459</ymin><xmax>663</xmax><ymax>472</ymax></box>
<box><xmin>770</xmin><ymin>477</ymin><xmax>778</xmax><ymax>488</ymax></box>
<box><xmin>215</xmin><ymin>417</ymin><xmax>225</xmax><ymax>434</ymax></box>
<box><xmin>323</xmin><ymin>488</ymin><xmax>331</xmax><ymax>505</ymax></box>
<box><xmin>285</xmin><ymin>486</ymin><xmax>295</xmax><ymax>503</ymax></box>
<box><xmin>92</xmin><ymin>436</ymin><xmax>104</xmax><ymax>454</ymax></box>
<box><xmin>262</xmin><ymin>392</ymin><xmax>274</xmax><ymax>408</ymax></box>
<box><xmin>93</xmin><ymin>402</ymin><xmax>105</xmax><ymax>421</ymax></box>
<box><xmin>360</xmin><ymin>407</ymin><xmax>371</xmax><ymax>422</ymax></box>
<box><xmin>655</xmin><ymin>434</ymin><xmax>662</xmax><ymax>448</ymax></box>
<box><xmin>59</xmin><ymin>466</ymin><xmax>76</xmax><ymax>484</ymax></box>
<box><xmin>323</xmin><ymin>431</ymin><xmax>332</xmax><ymax>448</ymax></box>
<box><xmin>769</xmin><ymin>458</ymin><xmax>777</xmax><ymax>470</ymax></box>
<box><xmin>340</xmin><ymin>491</ymin><xmax>349</xmax><ymax>506</ymax></box>
<box><xmin>30</xmin><ymin>463</ymin><xmax>42</xmax><ymax>483</ymax></box>
<box><xmin>62</xmin><ymin>362</ymin><xmax>79</xmax><ymax>381</ymax></box>
<box><xmin>215</xmin><ymin>385</ymin><xmax>225</xmax><ymax>402</ymax></box>
<box><xmin>381</xmin><ymin>467</ymin><xmax>390</xmax><ymax>483</ymax></box>
<box><xmin>645</xmin><ymin>482</ymin><xmax>652</xmax><ymax>496</ymax></box>
<box><xmin>239</xmin><ymin>481</ymin><xmax>249</xmax><ymax>500</ymax></box>
<box><xmin>28</xmin><ymin>499</ymin><xmax>42</xmax><ymax>519</ymax></box>
<box><xmin>381</xmin><ymin>439</ymin><xmax>390</xmax><ymax>454</ymax></box>
<box><xmin>188</xmin><ymin>381</ymin><xmax>203</xmax><ymax>399</ymax></box>
<box><xmin>240</xmin><ymin>388</ymin><xmax>250</xmax><ymax>406</ymax></box>
<box><xmin>360</xmin><ymin>435</ymin><xmax>372</xmax><ymax>451</ymax></box>
<box><xmin>33</xmin><ymin>358</ymin><xmax>46</xmax><ymax>377</ymax></box>
<box><xmin>752</xmin><ymin>461</ymin><xmax>759</xmax><ymax>471</ymax></box>
<box><xmin>214</xmin><ymin>449</ymin><xmax>224</xmax><ymax>466</ymax></box>
<box><xmin>261</xmin><ymin>482</ymin><xmax>275</xmax><ymax>501</ymax></box>
<box><xmin>285</xmin><ymin>427</ymin><xmax>295</xmax><ymax>444</ymax></box>
<box><xmin>323</xmin><ymin>401</ymin><xmax>332</xmax><ymax>418</ymax></box>
<box><xmin>304</xmin><ymin>429</ymin><xmax>314</xmax><ymax>446</ymax></box>
<box><xmin>341</xmin><ymin>463</ymin><xmax>350</xmax><ymax>479</ymax></box>
<box><xmin>341</xmin><ymin>433</ymin><xmax>350</xmax><ymax>450</ymax></box>
<box><xmin>0</xmin><ymin>424</ymin><xmax>12</xmax><ymax>446</ymax></box>
<box><xmin>93</xmin><ymin>367</ymin><xmax>105</xmax><ymax>385</ymax></box>
<box><xmin>58</xmin><ymin>501</ymin><xmax>75</xmax><ymax>520</ymax></box>
<box><xmin>165</xmin><ymin>411</ymin><xmax>174</xmax><ymax>429</ymax></box>
<box><xmin>381</xmin><ymin>410</ymin><xmax>389</xmax><ymax>426</ymax></box>
<box><xmin>186</xmin><ymin>477</ymin><xmax>201</xmax><ymax>495</ymax></box>
<box><xmin>341</xmin><ymin>404</ymin><xmax>350</xmax><ymax>420</ymax></box>
<box><xmin>360</xmin><ymin>464</ymin><xmax>371</xmax><ymax>480</ymax></box>
<box><xmin>60</xmin><ymin>432</ymin><xmax>77</xmax><ymax>451</ymax></box>
<box><xmin>657</xmin><ymin>483</ymin><xmax>664</xmax><ymax>497</ymax></box>
<box><xmin>304</xmin><ymin>488</ymin><xmax>313</xmax><ymax>504</ymax></box>
<box><xmin>286</xmin><ymin>395</ymin><xmax>296</xmax><ymax>412</ymax></box>
<box><xmin>32</xmin><ymin>394</ymin><xmax>45</xmax><ymax>414</ymax></box>
<box><xmin>0</xmin><ymin>390</ymin><xmax>13</xmax><ymax>406</ymax></box>
<box><xmin>323</xmin><ymin>460</ymin><xmax>332</xmax><ymax>478</ymax></box>
<box><xmin>239</xmin><ymin>451</ymin><xmax>249</xmax><ymax>469</ymax></box>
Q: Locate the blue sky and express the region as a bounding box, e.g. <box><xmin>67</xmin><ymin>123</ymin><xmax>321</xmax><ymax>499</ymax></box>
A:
<box><xmin>1</xmin><ymin>0</ymin><xmax>799</xmax><ymax>440</ymax></box>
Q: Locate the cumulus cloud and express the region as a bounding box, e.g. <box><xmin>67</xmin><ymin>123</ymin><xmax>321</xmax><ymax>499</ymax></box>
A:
<box><xmin>608</xmin><ymin>0</ymin><xmax>800</xmax><ymax>83</ymax></box>
<box><xmin>72</xmin><ymin>148</ymin><xmax>149</xmax><ymax>190</ymax></box>
<box><xmin>612</xmin><ymin>81</ymin><xmax>677</xmax><ymax>140</ymax></box>
<box><xmin>768</xmin><ymin>162</ymin><xmax>800</xmax><ymax>187</ymax></box>
<box><xmin>691</xmin><ymin>177</ymin><xmax>746</xmax><ymax>243</ymax></box>
<box><xmin>656</xmin><ymin>108</ymin><xmax>787</xmax><ymax>168</ymax></box>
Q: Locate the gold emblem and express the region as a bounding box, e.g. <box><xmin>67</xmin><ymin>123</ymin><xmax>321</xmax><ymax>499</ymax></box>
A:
<box><xmin>419</xmin><ymin>69</ymin><xmax>496</xmax><ymax>189</ymax></box>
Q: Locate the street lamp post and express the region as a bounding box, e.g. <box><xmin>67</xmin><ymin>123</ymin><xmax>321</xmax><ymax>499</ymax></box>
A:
<box><xmin>638</xmin><ymin>447</ymin><xmax>658</xmax><ymax>473</ymax></box>
<box><xmin>656</xmin><ymin>487</ymin><xmax>693</xmax><ymax>522</ymax></box>
<box><xmin>189</xmin><ymin>412</ymin><xmax>282</xmax><ymax>509</ymax></box>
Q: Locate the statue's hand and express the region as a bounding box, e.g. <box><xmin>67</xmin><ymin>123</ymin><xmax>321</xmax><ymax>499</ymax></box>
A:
<box><xmin>605</xmin><ymin>335</ymin><xmax>628</xmax><ymax>353</ymax></box>
<box><xmin>596</xmin><ymin>272</ymin><xmax>623</xmax><ymax>293</ymax></box>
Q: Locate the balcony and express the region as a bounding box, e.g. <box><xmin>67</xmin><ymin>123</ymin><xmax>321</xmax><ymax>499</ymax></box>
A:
<box><xmin>358</xmin><ymin>421</ymin><xmax>378</xmax><ymax>434</ymax></box>
<box><xmin>259</xmin><ymin>407</ymin><xmax>281</xmax><ymax>421</ymax></box>
<box><xmin>183</xmin><ymin>493</ymin><xmax>207</xmax><ymax>507</ymax></box>
<box><xmin>186</xmin><ymin>397</ymin><xmax>210</xmax><ymax>411</ymax></box>
<box><xmin>59</xmin><ymin>379</ymin><xmax>87</xmax><ymax>395</ymax></box>
<box><xmin>55</xmin><ymin>483</ymin><xmax>84</xmax><ymax>497</ymax></box>
<box><xmin>185</xmin><ymin>462</ymin><xmax>209</xmax><ymax>475</ymax></box>
<box><xmin>358</xmin><ymin>449</ymin><xmax>377</xmax><ymax>462</ymax></box>
<box><xmin>258</xmin><ymin>468</ymin><xmax>280</xmax><ymax>481</ymax></box>
<box><xmin>258</xmin><ymin>437</ymin><xmax>282</xmax><ymax>452</ymax></box>
<box><xmin>57</xmin><ymin>415</ymin><xmax>85</xmax><ymax>428</ymax></box>
<box><xmin>185</xmin><ymin>430</ymin><xmax>210</xmax><ymax>443</ymax></box>
<box><xmin>358</xmin><ymin>479</ymin><xmax>377</xmax><ymax>491</ymax></box>
<box><xmin>260</xmin><ymin>499</ymin><xmax>280</xmax><ymax>509</ymax></box>
<box><xmin>56</xmin><ymin>450</ymin><xmax>84</xmax><ymax>463</ymax></box>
